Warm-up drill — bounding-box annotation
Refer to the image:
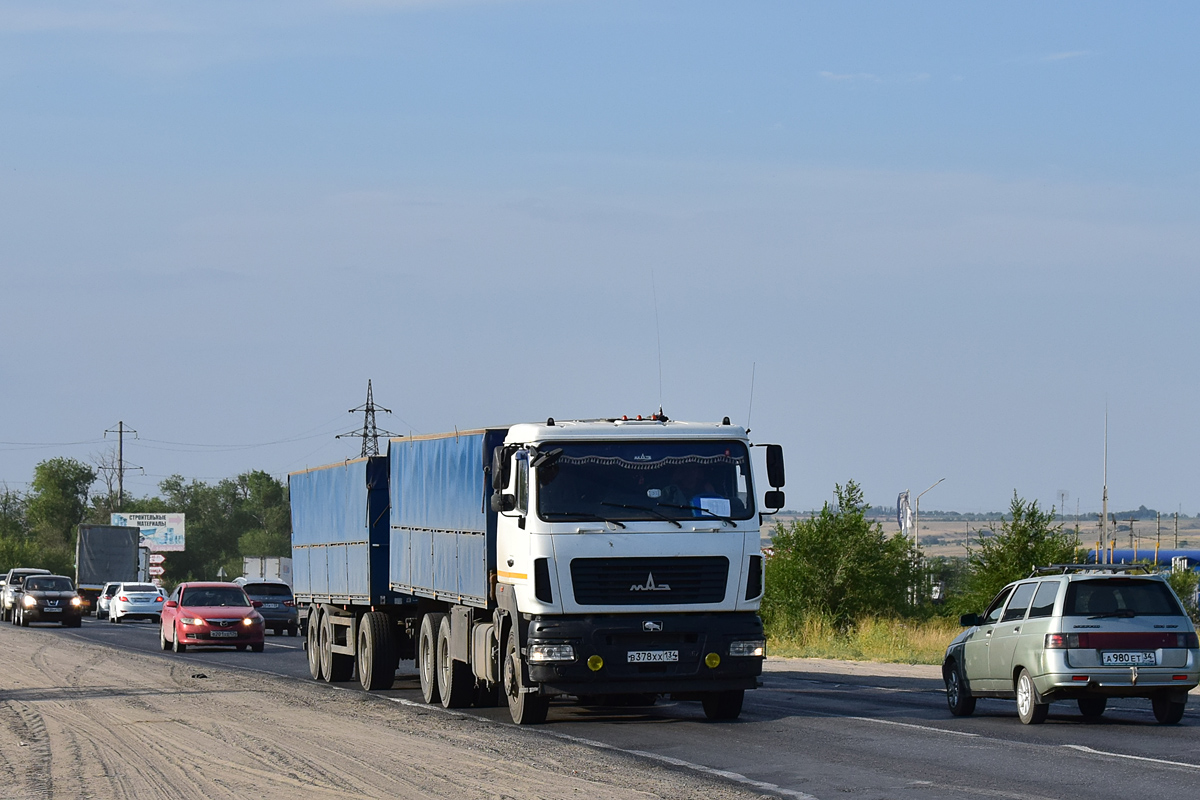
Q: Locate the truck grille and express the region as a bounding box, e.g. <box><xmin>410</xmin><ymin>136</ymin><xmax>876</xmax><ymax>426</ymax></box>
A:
<box><xmin>570</xmin><ymin>557</ymin><xmax>729</xmax><ymax>605</ymax></box>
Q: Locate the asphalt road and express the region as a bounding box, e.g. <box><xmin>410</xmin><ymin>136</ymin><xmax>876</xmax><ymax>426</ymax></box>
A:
<box><xmin>51</xmin><ymin>616</ymin><xmax>1200</xmax><ymax>800</ymax></box>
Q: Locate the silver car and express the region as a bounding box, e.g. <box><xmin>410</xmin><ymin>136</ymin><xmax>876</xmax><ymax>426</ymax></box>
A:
<box><xmin>96</xmin><ymin>582</ymin><xmax>121</xmax><ymax>620</ymax></box>
<box><xmin>2</xmin><ymin>569</ymin><xmax>50</xmax><ymax>622</ymax></box>
<box><xmin>944</xmin><ymin>565</ymin><xmax>1200</xmax><ymax>724</ymax></box>
<box><xmin>108</xmin><ymin>582</ymin><xmax>166</xmax><ymax>623</ymax></box>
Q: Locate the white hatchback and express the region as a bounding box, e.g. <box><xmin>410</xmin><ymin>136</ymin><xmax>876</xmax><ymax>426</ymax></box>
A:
<box><xmin>109</xmin><ymin>582</ymin><xmax>165</xmax><ymax>623</ymax></box>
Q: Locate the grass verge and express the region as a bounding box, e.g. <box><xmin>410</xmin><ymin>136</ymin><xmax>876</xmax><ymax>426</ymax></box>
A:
<box><xmin>767</xmin><ymin>615</ymin><xmax>960</xmax><ymax>665</ymax></box>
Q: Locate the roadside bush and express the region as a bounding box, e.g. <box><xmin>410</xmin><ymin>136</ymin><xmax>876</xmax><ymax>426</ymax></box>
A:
<box><xmin>763</xmin><ymin>480</ymin><xmax>919</xmax><ymax>633</ymax></box>
<box><xmin>1167</xmin><ymin>569</ymin><xmax>1200</xmax><ymax>623</ymax></box>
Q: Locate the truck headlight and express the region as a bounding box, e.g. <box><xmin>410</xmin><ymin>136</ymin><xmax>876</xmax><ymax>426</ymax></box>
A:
<box><xmin>729</xmin><ymin>639</ymin><xmax>765</xmax><ymax>657</ymax></box>
<box><xmin>527</xmin><ymin>643</ymin><xmax>576</xmax><ymax>663</ymax></box>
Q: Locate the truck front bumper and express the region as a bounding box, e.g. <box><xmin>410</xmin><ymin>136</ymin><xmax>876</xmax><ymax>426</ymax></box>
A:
<box><xmin>525</xmin><ymin>612</ymin><xmax>764</xmax><ymax>696</ymax></box>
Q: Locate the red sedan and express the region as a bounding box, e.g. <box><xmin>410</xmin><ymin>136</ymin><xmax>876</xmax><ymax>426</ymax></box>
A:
<box><xmin>160</xmin><ymin>581</ymin><xmax>265</xmax><ymax>653</ymax></box>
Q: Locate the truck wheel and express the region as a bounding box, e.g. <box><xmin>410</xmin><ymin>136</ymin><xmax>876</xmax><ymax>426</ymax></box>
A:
<box><xmin>437</xmin><ymin>614</ymin><xmax>474</xmax><ymax>708</ymax></box>
<box><xmin>306</xmin><ymin>609</ymin><xmax>323</xmax><ymax>680</ymax></box>
<box><xmin>702</xmin><ymin>689</ymin><xmax>744</xmax><ymax>721</ymax></box>
<box><xmin>503</xmin><ymin>627</ymin><xmax>548</xmax><ymax>725</ymax></box>
<box><xmin>945</xmin><ymin>663</ymin><xmax>976</xmax><ymax>717</ymax></box>
<box><xmin>358</xmin><ymin>611</ymin><xmax>396</xmax><ymax>691</ymax></box>
<box><xmin>418</xmin><ymin>613</ymin><xmax>443</xmax><ymax>705</ymax></box>
<box><xmin>1015</xmin><ymin>669</ymin><xmax>1048</xmax><ymax>725</ymax></box>
<box><xmin>320</xmin><ymin>612</ymin><xmax>354</xmax><ymax>682</ymax></box>
<box><xmin>1152</xmin><ymin>694</ymin><xmax>1186</xmax><ymax>725</ymax></box>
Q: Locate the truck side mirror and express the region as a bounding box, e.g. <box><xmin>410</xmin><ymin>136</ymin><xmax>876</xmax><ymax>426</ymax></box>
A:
<box><xmin>766</xmin><ymin>444</ymin><xmax>785</xmax><ymax>488</ymax></box>
<box><xmin>490</xmin><ymin>494</ymin><xmax>516</xmax><ymax>513</ymax></box>
<box><xmin>764</xmin><ymin>490</ymin><xmax>785</xmax><ymax>510</ymax></box>
<box><xmin>491</xmin><ymin>447</ymin><xmax>506</xmax><ymax>492</ymax></box>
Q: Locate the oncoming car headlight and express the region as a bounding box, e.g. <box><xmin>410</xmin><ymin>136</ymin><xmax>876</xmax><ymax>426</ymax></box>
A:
<box><xmin>179</xmin><ymin>616</ymin><xmax>205</xmax><ymax>626</ymax></box>
<box><xmin>22</xmin><ymin>595</ymin><xmax>36</xmax><ymax>607</ymax></box>
<box><xmin>242</xmin><ymin>617</ymin><xmax>254</xmax><ymax>627</ymax></box>
<box><xmin>527</xmin><ymin>643</ymin><xmax>576</xmax><ymax>663</ymax></box>
<box><xmin>70</xmin><ymin>597</ymin><xmax>82</xmax><ymax>607</ymax></box>
<box><xmin>729</xmin><ymin>639</ymin><xmax>766</xmax><ymax>657</ymax></box>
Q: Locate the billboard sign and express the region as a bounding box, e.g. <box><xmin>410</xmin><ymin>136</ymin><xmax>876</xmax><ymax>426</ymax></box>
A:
<box><xmin>111</xmin><ymin>513</ymin><xmax>185</xmax><ymax>552</ymax></box>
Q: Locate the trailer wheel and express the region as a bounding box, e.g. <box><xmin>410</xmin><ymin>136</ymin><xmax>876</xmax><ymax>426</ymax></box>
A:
<box><xmin>306</xmin><ymin>608</ymin><xmax>323</xmax><ymax>680</ymax></box>
<box><xmin>437</xmin><ymin>615</ymin><xmax>474</xmax><ymax>708</ymax></box>
<box><xmin>358</xmin><ymin>611</ymin><xmax>396</xmax><ymax>691</ymax></box>
<box><xmin>320</xmin><ymin>612</ymin><xmax>354</xmax><ymax>682</ymax></box>
<box><xmin>503</xmin><ymin>627</ymin><xmax>548</xmax><ymax>725</ymax></box>
<box><xmin>418</xmin><ymin>613</ymin><xmax>443</xmax><ymax>705</ymax></box>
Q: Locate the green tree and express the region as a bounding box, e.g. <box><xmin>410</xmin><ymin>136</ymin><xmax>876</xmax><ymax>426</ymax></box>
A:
<box><xmin>763</xmin><ymin>480</ymin><xmax>919</xmax><ymax>630</ymax></box>
<box><xmin>26</xmin><ymin>458</ymin><xmax>95</xmax><ymax>546</ymax></box>
<box><xmin>1167</xmin><ymin>570</ymin><xmax>1199</xmax><ymax>623</ymax></box>
<box><xmin>959</xmin><ymin>492</ymin><xmax>1079</xmax><ymax>613</ymax></box>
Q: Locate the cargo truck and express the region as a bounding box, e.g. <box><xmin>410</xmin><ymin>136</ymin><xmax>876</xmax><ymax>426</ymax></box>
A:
<box><xmin>290</xmin><ymin>415</ymin><xmax>784</xmax><ymax>724</ymax></box>
<box><xmin>75</xmin><ymin>524</ymin><xmax>142</xmax><ymax>613</ymax></box>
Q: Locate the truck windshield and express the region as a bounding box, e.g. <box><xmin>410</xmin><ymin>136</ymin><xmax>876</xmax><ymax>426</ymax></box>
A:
<box><xmin>536</xmin><ymin>440</ymin><xmax>754</xmax><ymax>523</ymax></box>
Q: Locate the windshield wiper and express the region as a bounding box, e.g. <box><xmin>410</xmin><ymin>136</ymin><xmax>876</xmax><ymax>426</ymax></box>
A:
<box><xmin>541</xmin><ymin>511</ymin><xmax>626</xmax><ymax>529</ymax></box>
<box><xmin>600</xmin><ymin>502</ymin><xmax>682</xmax><ymax>528</ymax></box>
<box><xmin>658</xmin><ymin>503</ymin><xmax>735</xmax><ymax>526</ymax></box>
<box><xmin>1088</xmin><ymin>609</ymin><xmax>1137</xmax><ymax>619</ymax></box>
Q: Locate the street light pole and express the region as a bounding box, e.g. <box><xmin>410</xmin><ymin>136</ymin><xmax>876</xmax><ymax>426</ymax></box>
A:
<box><xmin>913</xmin><ymin>478</ymin><xmax>946</xmax><ymax>552</ymax></box>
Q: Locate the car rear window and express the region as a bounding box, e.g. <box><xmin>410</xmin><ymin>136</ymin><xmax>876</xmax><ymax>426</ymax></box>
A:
<box><xmin>25</xmin><ymin>577</ymin><xmax>73</xmax><ymax>591</ymax></box>
<box><xmin>122</xmin><ymin>584</ymin><xmax>159</xmax><ymax>593</ymax></box>
<box><xmin>242</xmin><ymin>583</ymin><xmax>292</xmax><ymax>597</ymax></box>
<box><xmin>1064</xmin><ymin>579</ymin><xmax>1184</xmax><ymax>617</ymax></box>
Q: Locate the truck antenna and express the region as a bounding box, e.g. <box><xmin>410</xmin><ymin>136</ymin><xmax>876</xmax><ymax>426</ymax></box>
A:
<box><xmin>337</xmin><ymin>380</ymin><xmax>398</xmax><ymax>457</ymax></box>
<box><xmin>745</xmin><ymin>362</ymin><xmax>756</xmax><ymax>432</ymax></box>
<box><xmin>651</xmin><ymin>267</ymin><xmax>665</xmax><ymax>411</ymax></box>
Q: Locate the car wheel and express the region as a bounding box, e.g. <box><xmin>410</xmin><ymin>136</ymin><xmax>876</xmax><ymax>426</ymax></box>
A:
<box><xmin>160</xmin><ymin>626</ymin><xmax>171</xmax><ymax>651</ymax></box>
<box><xmin>288</xmin><ymin>623</ymin><xmax>298</xmax><ymax>637</ymax></box>
<box><xmin>1015</xmin><ymin>669</ymin><xmax>1048</xmax><ymax>725</ymax></box>
<box><xmin>172</xmin><ymin>625</ymin><xmax>187</xmax><ymax>653</ymax></box>
<box><xmin>1078</xmin><ymin>697</ymin><xmax>1107</xmax><ymax>718</ymax></box>
<box><xmin>19</xmin><ymin>607</ymin><xmax>30</xmax><ymax>627</ymax></box>
<box><xmin>418</xmin><ymin>613</ymin><xmax>443</xmax><ymax>705</ymax></box>
<box><xmin>111</xmin><ymin>612</ymin><xmax>121</xmax><ymax>623</ymax></box>
<box><xmin>702</xmin><ymin>690</ymin><xmax>745</xmax><ymax>721</ymax></box>
<box><xmin>945</xmin><ymin>663</ymin><xmax>977</xmax><ymax>717</ymax></box>
<box><xmin>251</xmin><ymin>642</ymin><xmax>264</xmax><ymax>653</ymax></box>
<box><xmin>1152</xmin><ymin>694</ymin><xmax>1186</xmax><ymax>725</ymax></box>
<box><xmin>503</xmin><ymin>626</ymin><xmax>549</xmax><ymax>725</ymax></box>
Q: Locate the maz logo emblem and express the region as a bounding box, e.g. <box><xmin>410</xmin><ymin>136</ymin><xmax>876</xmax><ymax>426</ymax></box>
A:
<box><xmin>630</xmin><ymin>574</ymin><xmax>671</xmax><ymax>592</ymax></box>
<box><xmin>643</xmin><ymin>620</ymin><xmax>663</xmax><ymax>632</ymax></box>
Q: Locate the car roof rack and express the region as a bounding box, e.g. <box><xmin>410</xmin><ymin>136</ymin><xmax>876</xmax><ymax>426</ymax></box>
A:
<box><xmin>1030</xmin><ymin>563</ymin><xmax>1155</xmax><ymax>576</ymax></box>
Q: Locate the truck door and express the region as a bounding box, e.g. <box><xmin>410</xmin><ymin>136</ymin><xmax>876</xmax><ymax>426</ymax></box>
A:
<box><xmin>988</xmin><ymin>581</ymin><xmax>1037</xmax><ymax>689</ymax></box>
<box><xmin>963</xmin><ymin>586</ymin><xmax>1012</xmax><ymax>692</ymax></box>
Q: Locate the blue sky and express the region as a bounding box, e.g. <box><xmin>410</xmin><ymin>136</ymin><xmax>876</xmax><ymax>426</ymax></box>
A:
<box><xmin>1</xmin><ymin>1</ymin><xmax>1197</xmax><ymax>515</ymax></box>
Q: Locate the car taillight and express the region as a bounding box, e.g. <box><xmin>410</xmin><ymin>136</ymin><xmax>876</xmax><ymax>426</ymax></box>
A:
<box><xmin>1179</xmin><ymin>633</ymin><xmax>1199</xmax><ymax>648</ymax></box>
<box><xmin>1045</xmin><ymin>633</ymin><xmax>1088</xmax><ymax>649</ymax></box>
<box><xmin>118</xmin><ymin>596</ymin><xmax>128</xmax><ymax>602</ymax></box>
<box><xmin>283</xmin><ymin>600</ymin><xmax>294</xmax><ymax>607</ymax></box>
<box><xmin>155</xmin><ymin>597</ymin><xmax>164</xmax><ymax>603</ymax></box>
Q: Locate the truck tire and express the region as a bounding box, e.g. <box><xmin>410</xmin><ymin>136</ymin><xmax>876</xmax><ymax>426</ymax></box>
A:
<box><xmin>320</xmin><ymin>612</ymin><xmax>354</xmax><ymax>683</ymax></box>
<box><xmin>437</xmin><ymin>614</ymin><xmax>474</xmax><ymax>708</ymax></box>
<box><xmin>503</xmin><ymin>627</ymin><xmax>548</xmax><ymax>725</ymax></box>
<box><xmin>418</xmin><ymin>613</ymin><xmax>443</xmax><ymax>705</ymax></box>
<box><xmin>702</xmin><ymin>689</ymin><xmax>744</xmax><ymax>721</ymax></box>
<box><xmin>306</xmin><ymin>608</ymin><xmax>323</xmax><ymax>680</ymax></box>
<box><xmin>358</xmin><ymin>611</ymin><xmax>396</xmax><ymax>691</ymax></box>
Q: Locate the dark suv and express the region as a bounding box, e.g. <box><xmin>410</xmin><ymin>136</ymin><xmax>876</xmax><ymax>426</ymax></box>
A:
<box><xmin>235</xmin><ymin>578</ymin><xmax>298</xmax><ymax>636</ymax></box>
<box><xmin>13</xmin><ymin>575</ymin><xmax>83</xmax><ymax>627</ymax></box>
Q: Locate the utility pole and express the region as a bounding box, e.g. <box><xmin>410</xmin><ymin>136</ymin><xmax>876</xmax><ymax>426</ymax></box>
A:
<box><xmin>103</xmin><ymin>421</ymin><xmax>139</xmax><ymax>511</ymax></box>
<box><xmin>1175</xmin><ymin>511</ymin><xmax>1179</xmax><ymax>549</ymax></box>
<box><xmin>1101</xmin><ymin>410</ymin><xmax>1109</xmax><ymax>565</ymax></box>
<box><xmin>337</xmin><ymin>380</ymin><xmax>398</xmax><ymax>458</ymax></box>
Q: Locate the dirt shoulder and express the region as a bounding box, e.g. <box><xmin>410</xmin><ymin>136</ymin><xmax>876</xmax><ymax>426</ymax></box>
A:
<box><xmin>0</xmin><ymin>626</ymin><xmax>769</xmax><ymax>800</ymax></box>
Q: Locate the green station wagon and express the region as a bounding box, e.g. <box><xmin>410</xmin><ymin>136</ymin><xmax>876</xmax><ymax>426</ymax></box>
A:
<box><xmin>943</xmin><ymin>565</ymin><xmax>1199</xmax><ymax>724</ymax></box>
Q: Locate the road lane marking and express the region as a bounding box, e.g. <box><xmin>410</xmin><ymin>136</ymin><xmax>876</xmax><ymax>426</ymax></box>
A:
<box><xmin>1061</xmin><ymin>744</ymin><xmax>1200</xmax><ymax>770</ymax></box>
<box><xmin>382</xmin><ymin>697</ymin><xmax>821</xmax><ymax>800</ymax></box>
<box><xmin>845</xmin><ymin>716</ymin><xmax>979</xmax><ymax>737</ymax></box>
